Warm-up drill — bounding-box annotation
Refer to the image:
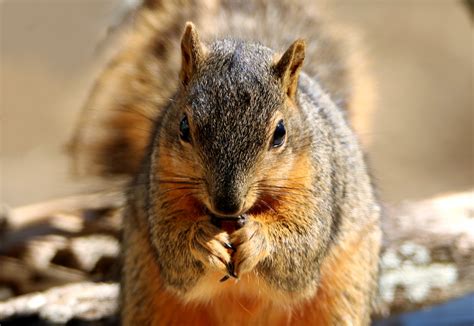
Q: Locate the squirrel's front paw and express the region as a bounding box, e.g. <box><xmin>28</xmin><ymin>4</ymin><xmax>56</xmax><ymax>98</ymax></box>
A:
<box><xmin>230</xmin><ymin>220</ymin><xmax>269</xmax><ymax>277</ymax></box>
<box><xmin>189</xmin><ymin>221</ymin><xmax>232</xmax><ymax>275</ymax></box>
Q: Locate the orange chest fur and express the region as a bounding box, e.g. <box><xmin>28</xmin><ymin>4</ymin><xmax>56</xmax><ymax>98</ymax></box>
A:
<box><xmin>138</xmin><ymin>251</ymin><xmax>350</xmax><ymax>326</ymax></box>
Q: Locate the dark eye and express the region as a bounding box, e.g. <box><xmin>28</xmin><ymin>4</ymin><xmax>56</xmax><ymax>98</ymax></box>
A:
<box><xmin>179</xmin><ymin>116</ymin><xmax>191</xmax><ymax>143</ymax></box>
<box><xmin>272</xmin><ymin>120</ymin><xmax>286</xmax><ymax>148</ymax></box>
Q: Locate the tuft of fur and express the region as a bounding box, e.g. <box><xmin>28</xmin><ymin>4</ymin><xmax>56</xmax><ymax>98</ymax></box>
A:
<box><xmin>72</xmin><ymin>1</ymin><xmax>381</xmax><ymax>325</ymax></box>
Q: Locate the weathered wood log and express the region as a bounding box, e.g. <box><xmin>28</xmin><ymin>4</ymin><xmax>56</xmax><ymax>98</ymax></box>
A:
<box><xmin>0</xmin><ymin>192</ymin><xmax>123</xmax><ymax>256</ymax></box>
<box><xmin>1</xmin><ymin>190</ymin><xmax>124</xmax><ymax>231</ymax></box>
<box><xmin>0</xmin><ymin>256</ymin><xmax>87</xmax><ymax>298</ymax></box>
<box><xmin>377</xmin><ymin>190</ymin><xmax>474</xmax><ymax>316</ymax></box>
<box><xmin>0</xmin><ymin>282</ymin><xmax>118</xmax><ymax>324</ymax></box>
<box><xmin>0</xmin><ymin>190</ymin><xmax>472</xmax><ymax>323</ymax></box>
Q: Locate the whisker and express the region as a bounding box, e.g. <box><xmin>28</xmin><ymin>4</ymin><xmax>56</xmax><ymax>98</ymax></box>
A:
<box><xmin>156</xmin><ymin>170</ymin><xmax>203</xmax><ymax>181</ymax></box>
<box><xmin>171</xmin><ymin>192</ymin><xmax>198</xmax><ymax>207</ymax></box>
<box><xmin>258</xmin><ymin>198</ymin><xmax>278</xmax><ymax>214</ymax></box>
<box><xmin>258</xmin><ymin>186</ymin><xmax>310</xmax><ymax>194</ymax></box>
<box><xmin>162</xmin><ymin>191</ymin><xmax>200</xmax><ymax>210</ymax></box>
<box><xmin>257</xmin><ymin>188</ymin><xmax>311</xmax><ymax>200</ymax></box>
<box><xmin>156</xmin><ymin>180</ymin><xmax>202</xmax><ymax>186</ymax></box>
<box><xmin>158</xmin><ymin>186</ymin><xmax>201</xmax><ymax>195</ymax></box>
<box><xmin>259</xmin><ymin>184</ymin><xmax>308</xmax><ymax>191</ymax></box>
<box><xmin>128</xmin><ymin>175</ymin><xmax>204</xmax><ymax>189</ymax></box>
<box><xmin>260</xmin><ymin>176</ymin><xmax>308</xmax><ymax>182</ymax></box>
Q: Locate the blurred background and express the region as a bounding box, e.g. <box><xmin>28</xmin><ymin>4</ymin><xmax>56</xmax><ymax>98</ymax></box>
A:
<box><xmin>0</xmin><ymin>0</ymin><xmax>472</xmax><ymax>323</ymax></box>
<box><xmin>1</xmin><ymin>0</ymin><xmax>472</xmax><ymax>207</ymax></box>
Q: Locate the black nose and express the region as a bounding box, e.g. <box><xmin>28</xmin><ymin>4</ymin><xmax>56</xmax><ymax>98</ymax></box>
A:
<box><xmin>213</xmin><ymin>196</ymin><xmax>241</xmax><ymax>216</ymax></box>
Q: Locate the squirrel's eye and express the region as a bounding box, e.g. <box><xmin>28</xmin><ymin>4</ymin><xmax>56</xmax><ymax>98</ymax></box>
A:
<box><xmin>272</xmin><ymin>120</ymin><xmax>286</xmax><ymax>148</ymax></box>
<box><xmin>179</xmin><ymin>116</ymin><xmax>191</xmax><ymax>143</ymax></box>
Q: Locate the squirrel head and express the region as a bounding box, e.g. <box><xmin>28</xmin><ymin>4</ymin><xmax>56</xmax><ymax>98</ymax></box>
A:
<box><xmin>154</xmin><ymin>22</ymin><xmax>310</xmax><ymax>218</ymax></box>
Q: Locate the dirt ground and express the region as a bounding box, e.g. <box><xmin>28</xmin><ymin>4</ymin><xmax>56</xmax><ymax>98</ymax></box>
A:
<box><xmin>1</xmin><ymin>0</ymin><xmax>472</xmax><ymax>207</ymax></box>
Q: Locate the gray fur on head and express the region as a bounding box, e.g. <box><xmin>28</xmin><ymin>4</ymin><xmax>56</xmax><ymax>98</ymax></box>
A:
<box><xmin>188</xmin><ymin>40</ymin><xmax>283</xmax><ymax>211</ymax></box>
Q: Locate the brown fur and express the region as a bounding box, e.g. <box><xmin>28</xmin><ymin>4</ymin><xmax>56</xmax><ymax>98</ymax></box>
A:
<box><xmin>71</xmin><ymin>1</ymin><xmax>381</xmax><ymax>325</ymax></box>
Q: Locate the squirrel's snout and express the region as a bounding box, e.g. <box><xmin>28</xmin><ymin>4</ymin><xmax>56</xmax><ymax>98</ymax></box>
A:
<box><xmin>207</xmin><ymin>174</ymin><xmax>249</xmax><ymax>217</ymax></box>
<box><xmin>211</xmin><ymin>195</ymin><xmax>243</xmax><ymax>216</ymax></box>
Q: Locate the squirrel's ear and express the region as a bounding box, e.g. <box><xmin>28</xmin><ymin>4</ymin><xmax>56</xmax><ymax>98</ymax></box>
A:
<box><xmin>180</xmin><ymin>22</ymin><xmax>206</xmax><ymax>87</ymax></box>
<box><xmin>273</xmin><ymin>39</ymin><xmax>306</xmax><ymax>100</ymax></box>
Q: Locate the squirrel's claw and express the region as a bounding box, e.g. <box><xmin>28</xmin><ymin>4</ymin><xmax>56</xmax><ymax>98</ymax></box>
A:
<box><xmin>218</xmin><ymin>262</ymin><xmax>236</xmax><ymax>283</ymax></box>
<box><xmin>189</xmin><ymin>221</ymin><xmax>232</xmax><ymax>275</ymax></box>
<box><xmin>227</xmin><ymin>261</ymin><xmax>238</xmax><ymax>278</ymax></box>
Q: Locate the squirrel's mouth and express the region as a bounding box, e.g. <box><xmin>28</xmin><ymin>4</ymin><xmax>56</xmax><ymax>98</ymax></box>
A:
<box><xmin>209</xmin><ymin>214</ymin><xmax>248</xmax><ymax>233</ymax></box>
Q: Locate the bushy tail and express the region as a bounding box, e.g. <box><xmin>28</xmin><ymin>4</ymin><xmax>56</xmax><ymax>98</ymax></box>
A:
<box><xmin>68</xmin><ymin>0</ymin><xmax>201</xmax><ymax>177</ymax></box>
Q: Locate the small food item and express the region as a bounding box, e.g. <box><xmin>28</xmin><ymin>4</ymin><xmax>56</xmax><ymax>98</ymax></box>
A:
<box><xmin>210</xmin><ymin>214</ymin><xmax>248</xmax><ymax>234</ymax></box>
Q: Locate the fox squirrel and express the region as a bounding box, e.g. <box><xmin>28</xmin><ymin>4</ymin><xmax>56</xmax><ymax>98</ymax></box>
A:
<box><xmin>70</xmin><ymin>0</ymin><xmax>381</xmax><ymax>325</ymax></box>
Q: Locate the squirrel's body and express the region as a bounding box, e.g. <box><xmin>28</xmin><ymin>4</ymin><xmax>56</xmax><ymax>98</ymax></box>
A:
<box><xmin>71</xmin><ymin>1</ymin><xmax>381</xmax><ymax>325</ymax></box>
